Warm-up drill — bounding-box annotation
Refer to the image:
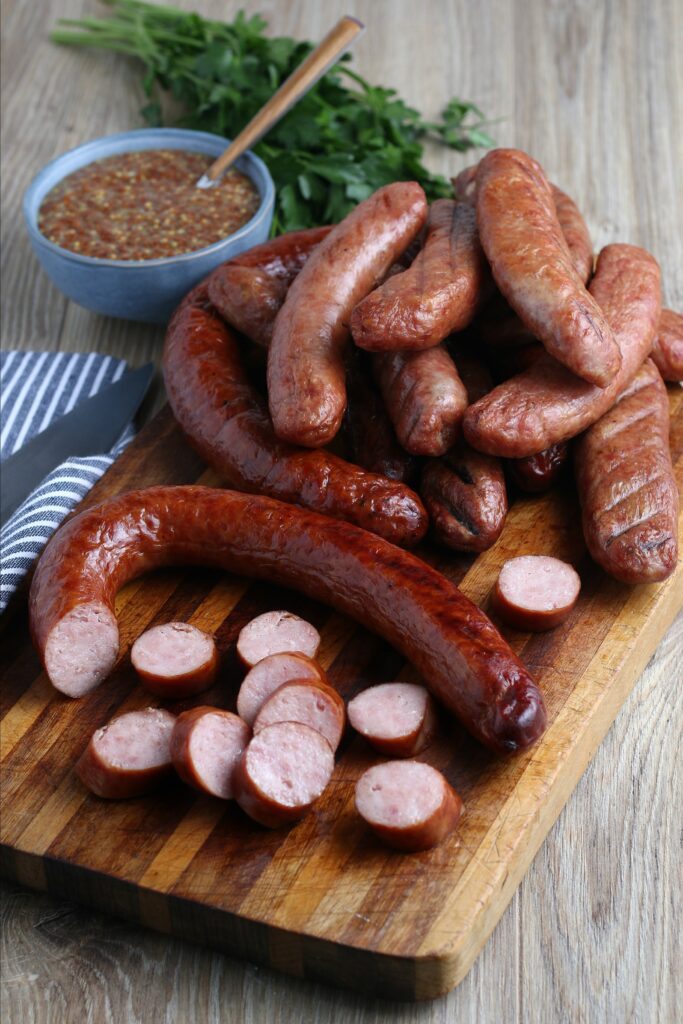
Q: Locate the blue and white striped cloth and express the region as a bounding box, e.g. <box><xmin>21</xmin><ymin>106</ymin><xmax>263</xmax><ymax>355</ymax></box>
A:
<box><xmin>0</xmin><ymin>351</ymin><xmax>136</xmax><ymax>613</ymax></box>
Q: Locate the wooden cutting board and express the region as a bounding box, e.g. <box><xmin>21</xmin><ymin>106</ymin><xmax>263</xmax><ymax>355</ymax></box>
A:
<box><xmin>1</xmin><ymin>392</ymin><xmax>681</xmax><ymax>1001</ymax></box>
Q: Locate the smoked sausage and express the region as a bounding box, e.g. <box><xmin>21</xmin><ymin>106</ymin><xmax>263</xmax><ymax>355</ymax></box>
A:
<box><xmin>253</xmin><ymin>679</ymin><xmax>346</xmax><ymax>752</ymax></box>
<box><xmin>344</xmin><ymin>355</ymin><xmax>416</xmax><ymax>482</ymax></box>
<box><xmin>347</xmin><ymin>682</ymin><xmax>436</xmax><ymax>757</ymax></box>
<box><xmin>651</xmin><ymin>308</ymin><xmax>683</xmax><ymax>382</ymax></box>
<box><xmin>76</xmin><ymin>708</ymin><xmax>176</xmax><ymax>799</ymax></box>
<box><xmin>163</xmin><ymin>285</ymin><xmax>428</xmax><ymax>547</ymax></box>
<box><xmin>350</xmin><ymin>200</ymin><xmax>488</xmax><ymax>351</ymax></box>
<box><xmin>206</xmin><ymin>227</ymin><xmax>332</xmax><ymax>346</ymax></box>
<box><xmin>171</xmin><ymin>707</ymin><xmax>251</xmax><ymax>799</ymax></box>
<box><xmin>574</xmin><ymin>359</ymin><xmax>678</xmax><ymax>583</ymax></box>
<box><xmin>373</xmin><ymin>345</ymin><xmax>468</xmax><ymax>456</ymax></box>
<box><xmin>236</xmin><ymin>610</ymin><xmax>320</xmax><ymax>667</ymax></box>
<box><xmin>131</xmin><ymin>622</ymin><xmax>218</xmax><ymax>698</ymax></box>
<box><xmin>29</xmin><ymin>486</ymin><xmax>546</xmax><ymax>755</ymax></box>
<box><xmin>237</xmin><ymin>652</ymin><xmax>330</xmax><ymax>726</ymax></box>
<box><xmin>476</xmin><ymin>149</ymin><xmax>617</xmax><ymax>385</ymax></box>
<box><xmin>463</xmin><ymin>244</ymin><xmax>662</xmax><ymax>457</ymax></box>
<box><xmin>234</xmin><ymin>721</ymin><xmax>334</xmax><ymax>828</ymax></box>
<box><xmin>491</xmin><ymin>555</ymin><xmax>581</xmax><ymax>631</ymax></box>
<box><xmin>419</xmin><ymin>355</ymin><xmax>508</xmax><ymax>552</ymax></box>
<box><xmin>507</xmin><ymin>443</ymin><xmax>569</xmax><ymax>493</ymax></box>
<box><xmin>268</xmin><ymin>182</ymin><xmax>427</xmax><ymax>448</ymax></box>
<box><xmin>355</xmin><ymin>760</ymin><xmax>463</xmax><ymax>852</ymax></box>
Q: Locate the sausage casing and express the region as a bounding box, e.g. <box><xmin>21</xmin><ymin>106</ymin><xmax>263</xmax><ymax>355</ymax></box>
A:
<box><xmin>574</xmin><ymin>359</ymin><xmax>678</xmax><ymax>583</ymax></box>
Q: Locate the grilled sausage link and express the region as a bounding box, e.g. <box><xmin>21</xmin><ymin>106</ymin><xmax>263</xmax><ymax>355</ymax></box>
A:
<box><xmin>574</xmin><ymin>359</ymin><xmax>678</xmax><ymax>583</ymax></box>
<box><xmin>476</xmin><ymin>149</ymin><xmax>616</xmax><ymax>385</ymax></box>
<box><xmin>267</xmin><ymin>182</ymin><xmax>427</xmax><ymax>448</ymax></box>
<box><xmin>463</xmin><ymin>244</ymin><xmax>662</xmax><ymax>457</ymax></box>
<box><xmin>351</xmin><ymin>200</ymin><xmax>489</xmax><ymax>351</ymax></box>
<box><xmin>651</xmin><ymin>308</ymin><xmax>683</xmax><ymax>382</ymax></box>
<box><xmin>373</xmin><ymin>345</ymin><xmax>468</xmax><ymax>457</ymax></box>
<box><xmin>29</xmin><ymin>486</ymin><xmax>546</xmax><ymax>754</ymax></box>
<box><xmin>207</xmin><ymin>226</ymin><xmax>332</xmax><ymax>347</ymax></box>
<box><xmin>419</xmin><ymin>355</ymin><xmax>507</xmax><ymax>551</ymax></box>
<box><xmin>163</xmin><ymin>285</ymin><xmax>427</xmax><ymax>548</ymax></box>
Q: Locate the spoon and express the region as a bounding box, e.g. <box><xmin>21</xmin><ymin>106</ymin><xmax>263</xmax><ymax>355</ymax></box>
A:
<box><xmin>197</xmin><ymin>15</ymin><xmax>365</xmax><ymax>189</ymax></box>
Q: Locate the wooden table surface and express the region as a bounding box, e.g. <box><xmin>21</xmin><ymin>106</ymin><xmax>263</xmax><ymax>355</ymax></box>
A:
<box><xmin>1</xmin><ymin>0</ymin><xmax>681</xmax><ymax>1020</ymax></box>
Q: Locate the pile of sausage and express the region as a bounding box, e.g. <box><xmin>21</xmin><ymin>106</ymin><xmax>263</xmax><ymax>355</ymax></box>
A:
<box><xmin>26</xmin><ymin>147</ymin><xmax>681</xmax><ymax>854</ymax></box>
<box><xmin>76</xmin><ymin>609</ymin><xmax>461</xmax><ymax>851</ymax></box>
<box><xmin>165</xmin><ymin>147</ymin><xmax>680</xmax><ymax>582</ymax></box>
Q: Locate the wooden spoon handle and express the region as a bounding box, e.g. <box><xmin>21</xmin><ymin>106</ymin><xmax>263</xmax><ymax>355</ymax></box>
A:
<box><xmin>201</xmin><ymin>15</ymin><xmax>365</xmax><ymax>184</ymax></box>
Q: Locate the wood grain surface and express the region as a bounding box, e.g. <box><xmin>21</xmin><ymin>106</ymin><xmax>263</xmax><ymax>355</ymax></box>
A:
<box><xmin>1</xmin><ymin>0</ymin><xmax>681</xmax><ymax>1021</ymax></box>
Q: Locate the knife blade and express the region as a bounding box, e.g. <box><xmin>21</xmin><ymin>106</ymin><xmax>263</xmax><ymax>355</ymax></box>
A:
<box><xmin>0</xmin><ymin>362</ymin><xmax>154</xmax><ymax>528</ymax></box>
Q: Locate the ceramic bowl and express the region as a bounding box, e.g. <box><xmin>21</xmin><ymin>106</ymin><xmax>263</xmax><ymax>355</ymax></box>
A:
<box><xmin>23</xmin><ymin>128</ymin><xmax>275</xmax><ymax>324</ymax></box>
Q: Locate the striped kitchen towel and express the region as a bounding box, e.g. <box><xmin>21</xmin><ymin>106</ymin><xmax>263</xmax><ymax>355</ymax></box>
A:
<box><xmin>0</xmin><ymin>351</ymin><xmax>136</xmax><ymax>614</ymax></box>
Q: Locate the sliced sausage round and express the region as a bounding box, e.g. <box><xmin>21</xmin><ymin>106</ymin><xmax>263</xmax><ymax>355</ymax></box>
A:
<box><xmin>234</xmin><ymin>721</ymin><xmax>335</xmax><ymax>828</ymax></box>
<box><xmin>236</xmin><ymin>611</ymin><xmax>321</xmax><ymax>668</ymax></box>
<box><xmin>355</xmin><ymin>760</ymin><xmax>463</xmax><ymax>852</ymax></box>
<box><xmin>131</xmin><ymin>622</ymin><xmax>218</xmax><ymax>699</ymax></box>
<box><xmin>253</xmin><ymin>679</ymin><xmax>345</xmax><ymax>751</ymax></box>
<box><xmin>236</xmin><ymin>651</ymin><xmax>329</xmax><ymax>726</ymax></box>
<box><xmin>76</xmin><ymin>707</ymin><xmax>176</xmax><ymax>799</ymax></box>
<box><xmin>170</xmin><ymin>707</ymin><xmax>251</xmax><ymax>799</ymax></box>
<box><xmin>492</xmin><ymin>555</ymin><xmax>581</xmax><ymax>631</ymax></box>
<box><xmin>347</xmin><ymin>682</ymin><xmax>437</xmax><ymax>757</ymax></box>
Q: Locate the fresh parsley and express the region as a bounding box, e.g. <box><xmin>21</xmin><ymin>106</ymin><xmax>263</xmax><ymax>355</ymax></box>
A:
<box><xmin>52</xmin><ymin>1</ymin><xmax>496</xmax><ymax>233</ymax></box>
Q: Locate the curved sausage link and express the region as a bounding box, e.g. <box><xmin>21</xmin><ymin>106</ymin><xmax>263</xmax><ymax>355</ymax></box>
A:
<box><xmin>163</xmin><ymin>285</ymin><xmax>427</xmax><ymax>547</ymax></box>
<box><xmin>206</xmin><ymin>227</ymin><xmax>332</xmax><ymax>347</ymax></box>
<box><xmin>373</xmin><ymin>345</ymin><xmax>468</xmax><ymax>456</ymax></box>
<box><xmin>476</xmin><ymin>149</ymin><xmax>617</xmax><ymax>387</ymax></box>
<box><xmin>463</xmin><ymin>244</ymin><xmax>662</xmax><ymax>457</ymax></box>
<box><xmin>651</xmin><ymin>308</ymin><xmax>683</xmax><ymax>382</ymax></box>
<box><xmin>267</xmin><ymin>182</ymin><xmax>427</xmax><ymax>448</ymax></box>
<box><xmin>350</xmin><ymin>200</ymin><xmax>489</xmax><ymax>351</ymax></box>
<box><xmin>29</xmin><ymin>486</ymin><xmax>546</xmax><ymax>755</ymax></box>
<box><xmin>574</xmin><ymin>359</ymin><xmax>678</xmax><ymax>583</ymax></box>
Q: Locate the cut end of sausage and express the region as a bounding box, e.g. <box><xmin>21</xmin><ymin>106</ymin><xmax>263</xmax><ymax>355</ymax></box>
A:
<box><xmin>235</xmin><ymin>721</ymin><xmax>334</xmax><ymax>828</ymax></box>
<box><xmin>131</xmin><ymin>622</ymin><xmax>218</xmax><ymax>698</ymax></box>
<box><xmin>76</xmin><ymin>707</ymin><xmax>176</xmax><ymax>799</ymax></box>
<box><xmin>44</xmin><ymin>601</ymin><xmax>119</xmax><ymax>697</ymax></box>
<box><xmin>171</xmin><ymin>708</ymin><xmax>251</xmax><ymax>800</ymax></box>
<box><xmin>347</xmin><ymin>682</ymin><xmax>436</xmax><ymax>757</ymax></box>
<box><xmin>236</xmin><ymin>652</ymin><xmax>328</xmax><ymax>726</ymax></box>
<box><xmin>253</xmin><ymin>680</ymin><xmax>345</xmax><ymax>751</ymax></box>
<box><xmin>355</xmin><ymin>761</ymin><xmax>463</xmax><ymax>852</ymax></box>
<box><xmin>236</xmin><ymin>611</ymin><xmax>321</xmax><ymax>668</ymax></box>
<box><xmin>492</xmin><ymin>555</ymin><xmax>581</xmax><ymax>632</ymax></box>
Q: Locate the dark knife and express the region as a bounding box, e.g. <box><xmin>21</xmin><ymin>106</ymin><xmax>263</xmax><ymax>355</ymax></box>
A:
<box><xmin>0</xmin><ymin>363</ymin><xmax>154</xmax><ymax>528</ymax></box>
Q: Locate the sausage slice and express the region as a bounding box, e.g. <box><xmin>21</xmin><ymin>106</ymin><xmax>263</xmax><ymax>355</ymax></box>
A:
<box><xmin>171</xmin><ymin>707</ymin><xmax>251</xmax><ymax>799</ymax></box>
<box><xmin>131</xmin><ymin>622</ymin><xmax>218</xmax><ymax>699</ymax></box>
<box><xmin>236</xmin><ymin>611</ymin><xmax>320</xmax><ymax>668</ymax></box>
<box><xmin>253</xmin><ymin>679</ymin><xmax>345</xmax><ymax>751</ymax></box>
<box><xmin>76</xmin><ymin>707</ymin><xmax>176</xmax><ymax>799</ymax></box>
<box><xmin>347</xmin><ymin>682</ymin><xmax>436</xmax><ymax>757</ymax></box>
<box><xmin>234</xmin><ymin>721</ymin><xmax>335</xmax><ymax>828</ymax></box>
<box><xmin>355</xmin><ymin>761</ymin><xmax>463</xmax><ymax>852</ymax></box>
<box><xmin>236</xmin><ymin>651</ymin><xmax>329</xmax><ymax>726</ymax></box>
<box><xmin>492</xmin><ymin>555</ymin><xmax>581</xmax><ymax>631</ymax></box>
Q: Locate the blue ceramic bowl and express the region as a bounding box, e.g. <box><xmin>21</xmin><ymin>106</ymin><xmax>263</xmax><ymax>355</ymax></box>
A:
<box><xmin>23</xmin><ymin>128</ymin><xmax>275</xmax><ymax>324</ymax></box>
